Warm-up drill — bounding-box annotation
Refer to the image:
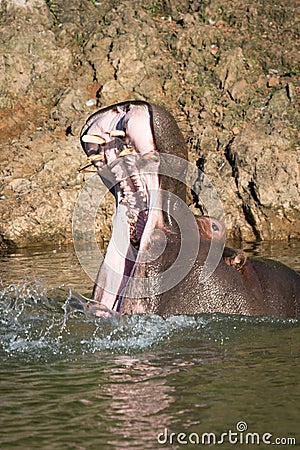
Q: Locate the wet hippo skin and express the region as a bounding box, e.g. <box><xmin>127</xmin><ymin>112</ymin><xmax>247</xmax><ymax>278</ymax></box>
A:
<box><xmin>224</xmin><ymin>246</ymin><xmax>300</xmax><ymax>318</ymax></box>
<box><xmin>120</xmin><ymin>216</ymin><xmax>300</xmax><ymax>318</ymax></box>
<box><xmin>80</xmin><ymin>101</ymin><xmax>300</xmax><ymax>318</ymax></box>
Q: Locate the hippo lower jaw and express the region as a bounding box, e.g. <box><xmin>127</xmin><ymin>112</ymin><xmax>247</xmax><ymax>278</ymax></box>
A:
<box><xmin>94</xmin><ymin>155</ymin><xmax>165</xmax><ymax>312</ymax></box>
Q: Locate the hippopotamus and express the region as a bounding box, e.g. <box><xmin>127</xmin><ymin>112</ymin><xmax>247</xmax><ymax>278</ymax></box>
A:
<box><xmin>222</xmin><ymin>245</ymin><xmax>300</xmax><ymax>318</ymax></box>
<box><xmin>79</xmin><ymin>101</ymin><xmax>300</xmax><ymax>318</ymax></box>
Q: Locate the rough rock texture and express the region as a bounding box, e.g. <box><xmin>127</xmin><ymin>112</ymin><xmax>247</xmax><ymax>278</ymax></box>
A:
<box><xmin>0</xmin><ymin>0</ymin><xmax>299</xmax><ymax>250</ymax></box>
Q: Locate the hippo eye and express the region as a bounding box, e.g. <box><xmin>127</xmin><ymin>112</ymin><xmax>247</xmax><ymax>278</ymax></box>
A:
<box><xmin>212</xmin><ymin>223</ymin><xmax>219</xmax><ymax>232</ymax></box>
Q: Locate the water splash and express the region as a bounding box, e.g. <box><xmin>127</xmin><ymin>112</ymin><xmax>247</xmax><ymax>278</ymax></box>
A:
<box><xmin>0</xmin><ymin>278</ymin><xmax>298</xmax><ymax>362</ymax></box>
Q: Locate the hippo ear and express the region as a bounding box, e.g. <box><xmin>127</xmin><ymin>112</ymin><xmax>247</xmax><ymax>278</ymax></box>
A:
<box><xmin>224</xmin><ymin>250</ymin><xmax>247</xmax><ymax>271</ymax></box>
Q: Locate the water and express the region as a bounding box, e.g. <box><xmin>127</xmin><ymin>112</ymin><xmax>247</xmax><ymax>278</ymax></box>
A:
<box><xmin>0</xmin><ymin>242</ymin><xmax>299</xmax><ymax>449</ymax></box>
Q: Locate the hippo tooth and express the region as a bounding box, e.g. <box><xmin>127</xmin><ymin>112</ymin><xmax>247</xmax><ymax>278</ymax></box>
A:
<box><xmin>78</xmin><ymin>165</ymin><xmax>98</xmax><ymax>173</ymax></box>
<box><xmin>119</xmin><ymin>147</ymin><xmax>135</xmax><ymax>157</ymax></box>
<box><xmin>88</xmin><ymin>154</ymin><xmax>105</xmax><ymax>162</ymax></box>
<box><xmin>126</xmin><ymin>209</ymin><xmax>135</xmax><ymax>219</ymax></box>
<box><xmin>82</xmin><ymin>134</ymin><xmax>106</xmax><ymax>145</ymax></box>
<box><xmin>78</xmin><ymin>154</ymin><xmax>104</xmax><ymax>172</ymax></box>
<box><xmin>110</xmin><ymin>129</ymin><xmax>126</xmax><ymax>138</ymax></box>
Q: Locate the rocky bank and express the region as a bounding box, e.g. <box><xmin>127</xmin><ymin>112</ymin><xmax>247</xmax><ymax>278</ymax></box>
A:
<box><xmin>0</xmin><ymin>0</ymin><xmax>299</xmax><ymax>250</ymax></box>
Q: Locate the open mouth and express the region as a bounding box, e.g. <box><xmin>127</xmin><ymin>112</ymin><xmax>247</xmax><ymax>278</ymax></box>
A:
<box><xmin>80</xmin><ymin>102</ymin><xmax>165</xmax><ymax>312</ymax></box>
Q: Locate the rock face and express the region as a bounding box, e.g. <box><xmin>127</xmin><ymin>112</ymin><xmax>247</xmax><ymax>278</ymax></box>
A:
<box><xmin>0</xmin><ymin>0</ymin><xmax>299</xmax><ymax>250</ymax></box>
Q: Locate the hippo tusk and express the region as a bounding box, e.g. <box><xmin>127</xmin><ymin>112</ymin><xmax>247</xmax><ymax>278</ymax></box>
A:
<box><xmin>119</xmin><ymin>147</ymin><xmax>135</xmax><ymax>157</ymax></box>
<box><xmin>78</xmin><ymin>154</ymin><xmax>105</xmax><ymax>172</ymax></box>
<box><xmin>110</xmin><ymin>130</ymin><xmax>126</xmax><ymax>138</ymax></box>
<box><xmin>82</xmin><ymin>134</ymin><xmax>106</xmax><ymax>145</ymax></box>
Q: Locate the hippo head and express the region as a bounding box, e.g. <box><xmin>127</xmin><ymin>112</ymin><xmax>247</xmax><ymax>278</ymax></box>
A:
<box><xmin>79</xmin><ymin>101</ymin><xmax>225</xmax><ymax>315</ymax></box>
<box><xmin>80</xmin><ymin>101</ymin><xmax>190</xmax><ymax>312</ymax></box>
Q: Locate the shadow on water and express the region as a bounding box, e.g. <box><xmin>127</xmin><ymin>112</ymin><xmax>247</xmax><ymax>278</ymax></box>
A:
<box><xmin>0</xmin><ymin>244</ymin><xmax>299</xmax><ymax>449</ymax></box>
